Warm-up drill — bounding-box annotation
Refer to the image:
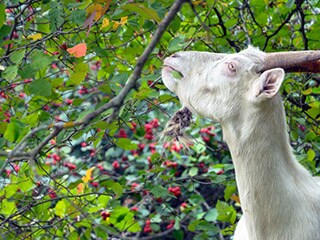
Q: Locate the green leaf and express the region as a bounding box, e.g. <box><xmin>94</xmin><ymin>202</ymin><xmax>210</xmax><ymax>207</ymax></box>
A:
<box><xmin>0</xmin><ymin>199</ymin><xmax>17</xmax><ymax>216</ymax></box>
<box><xmin>188</xmin><ymin>220</ymin><xmax>199</xmax><ymax>232</ymax></box>
<box><xmin>67</xmin><ymin>62</ymin><xmax>89</xmax><ymax>85</ymax></box>
<box><xmin>150</xmin><ymin>185</ymin><xmax>169</xmax><ymax>198</ymax></box>
<box><xmin>121</xmin><ymin>3</ymin><xmax>161</xmax><ymax>23</ymax></box>
<box><xmin>115</xmin><ymin>138</ymin><xmax>138</xmax><ymax>150</ymax></box>
<box><xmin>31</xmin><ymin>51</ymin><xmax>54</xmax><ymax>71</ymax></box>
<box><xmin>98</xmin><ymin>195</ymin><xmax>111</xmax><ymax>208</ymax></box>
<box><xmin>29</xmin><ymin>79</ymin><xmax>52</xmax><ymax>97</ymax></box>
<box><xmin>224</xmin><ymin>185</ymin><xmax>236</xmax><ymax>201</ymax></box>
<box><xmin>0</xmin><ymin>25</ymin><xmax>11</xmax><ymax>43</ymax></box>
<box><xmin>168</xmin><ymin>37</ymin><xmax>186</xmax><ymax>52</ymax></box>
<box><xmin>0</xmin><ymin>4</ymin><xmax>5</xmax><ymax>29</ymax></box>
<box><xmin>127</xmin><ymin>221</ymin><xmax>141</xmax><ymax>233</ymax></box>
<box><xmin>216</xmin><ymin>200</ymin><xmax>237</xmax><ymax>224</ymax></box>
<box><xmin>94</xmin><ymin>225</ymin><xmax>108</xmax><ymax>239</ymax></box>
<box><xmin>54</xmin><ymin>200</ymin><xmax>67</xmax><ymax>217</ymax></box>
<box><xmin>306</xmin><ymin>102</ymin><xmax>319</xmax><ymax>119</ymax></box>
<box><xmin>111</xmin><ymin>182</ymin><xmax>123</xmax><ymax>197</ymax></box>
<box><xmin>172</xmin><ymin>70</ymin><xmax>183</xmax><ymax>79</ymax></box>
<box><xmin>4</xmin><ymin>120</ymin><xmax>25</xmax><ymax>143</ymax></box>
<box><xmin>68</xmin><ymin>9</ymin><xmax>86</xmax><ymax>25</ymax></box>
<box><xmin>204</xmin><ymin>208</ymin><xmax>218</xmax><ymax>222</ymax></box>
<box><xmin>189</xmin><ymin>167</ymin><xmax>198</xmax><ymax>177</ymax></box>
<box><xmin>19</xmin><ymin>178</ymin><xmax>34</xmax><ymax>192</ymax></box>
<box><xmin>307</xmin><ymin>149</ymin><xmax>315</xmax><ymax>161</ymax></box>
<box><xmin>10</xmin><ymin>50</ymin><xmax>26</xmax><ymax>64</ymax></box>
<box><xmin>2</xmin><ymin>65</ymin><xmax>18</xmax><ymax>81</ymax></box>
<box><xmin>49</xmin><ymin>1</ymin><xmax>64</xmax><ymax>32</ymax></box>
<box><xmin>5</xmin><ymin>184</ymin><xmax>19</xmax><ymax>198</ymax></box>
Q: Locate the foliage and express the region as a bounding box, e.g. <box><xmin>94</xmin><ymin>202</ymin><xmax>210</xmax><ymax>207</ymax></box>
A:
<box><xmin>0</xmin><ymin>0</ymin><xmax>319</xmax><ymax>239</ymax></box>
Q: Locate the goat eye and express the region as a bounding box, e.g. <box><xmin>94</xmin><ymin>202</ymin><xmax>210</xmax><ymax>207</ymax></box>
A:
<box><xmin>228</xmin><ymin>62</ymin><xmax>237</xmax><ymax>72</ymax></box>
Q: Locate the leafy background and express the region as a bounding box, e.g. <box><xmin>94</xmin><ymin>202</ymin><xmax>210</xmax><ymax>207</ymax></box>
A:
<box><xmin>0</xmin><ymin>0</ymin><xmax>319</xmax><ymax>239</ymax></box>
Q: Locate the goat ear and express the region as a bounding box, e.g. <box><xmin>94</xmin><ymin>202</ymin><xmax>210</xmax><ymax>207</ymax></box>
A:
<box><xmin>256</xmin><ymin>68</ymin><xmax>285</xmax><ymax>98</ymax></box>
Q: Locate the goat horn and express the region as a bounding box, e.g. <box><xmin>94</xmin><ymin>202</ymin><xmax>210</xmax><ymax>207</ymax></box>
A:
<box><xmin>262</xmin><ymin>51</ymin><xmax>320</xmax><ymax>73</ymax></box>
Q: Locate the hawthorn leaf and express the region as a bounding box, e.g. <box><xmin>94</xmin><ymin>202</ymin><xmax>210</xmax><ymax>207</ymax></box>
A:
<box><xmin>5</xmin><ymin>184</ymin><xmax>19</xmax><ymax>198</ymax></box>
<box><xmin>204</xmin><ymin>208</ymin><xmax>218</xmax><ymax>222</ymax></box>
<box><xmin>0</xmin><ymin>199</ymin><xmax>17</xmax><ymax>216</ymax></box>
<box><xmin>307</xmin><ymin>149</ymin><xmax>315</xmax><ymax>161</ymax></box>
<box><xmin>116</xmin><ymin>138</ymin><xmax>138</xmax><ymax>150</ymax></box>
<box><xmin>67</xmin><ymin>43</ymin><xmax>87</xmax><ymax>58</ymax></box>
<box><xmin>0</xmin><ymin>4</ymin><xmax>5</xmax><ymax>29</ymax></box>
<box><xmin>27</xmin><ymin>33</ymin><xmax>42</xmax><ymax>40</ymax></box>
<box><xmin>189</xmin><ymin>167</ymin><xmax>198</xmax><ymax>177</ymax></box>
<box><xmin>224</xmin><ymin>185</ymin><xmax>237</xmax><ymax>201</ymax></box>
<box><xmin>112</xmin><ymin>182</ymin><xmax>123</xmax><ymax>197</ymax></box>
<box><xmin>10</xmin><ymin>50</ymin><xmax>25</xmax><ymax>64</ymax></box>
<box><xmin>2</xmin><ymin>65</ymin><xmax>18</xmax><ymax>81</ymax></box>
<box><xmin>82</xmin><ymin>167</ymin><xmax>95</xmax><ymax>183</ymax></box>
<box><xmin>29</xmin><ymin>79</ymin><xmax>52</xmax><ymax>97</ymax></box>
<box><xmin>150</xmin><ymin>185</ymin><xmax>169</xmax><ymax>198</ymax></box>
<box><xmin>68</xmin><ymin>62</ymin><xmax>89</xmax><ymax>85</ymax></box>
<box><xmin>121</xmin><ymin>3</ymin><xmax>161</xmax><ymax>23</ymax></box>
<box><xmin>54</xmin><ymin>200</ymin><xmax>67</xmax><ymax>217</ymax></box>
<box><xmin>4</xmin><ymin>120</ymin><xmax>25</xmax><ymax>143</ymax></box>
<box><xmin>172</xmin><ymin>70</ymin><xmax>183</xmax><ymax>79</ymax></box>
<box><xmin>49</xmin><ymin>1</ymin><xmax>64</xmax><ymax>32</ymax></box>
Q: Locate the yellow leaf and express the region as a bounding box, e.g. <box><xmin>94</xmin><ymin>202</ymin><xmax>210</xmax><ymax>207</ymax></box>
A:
<box><xmin>231</xmin><ymin>194</ymin><xmax>240</xmax><ymax>204</ymax></box>
<box><xmin>67</xmin><ymin>43</ymin><xmax>87</xmax><ymax>58</ymax></box>
<box><xmin>86</xmin><ymin>1</ymin><xmax>111</xmax><ymax>21</ymax></box>
<box><xmin>100</xmin><ymin>18</ymin><xmax>110</xmax><ymax>30</ymax></box>
<box><xmin>27</xmin><ymin>33</ymin><xmax>42</xmax><ymax>40</ymax></box>
<box><xmin>82</xmin><ymin>167</ymin><xmax>95</xmax><ymax>183</ymax></box>
<box><xmin>113</xmin><ymin>21</ymin><xmax>120</xmax><ymax>30</ymax></box>
<box><xmin>63</xmin><ymin>122</ymin><xmax>75</xmax><ymax>128</ymax></box>
<box><xmin>77</xmin><ymin>183</ymin><xmax>84</xmax><ymax>193</ymax></box>
<box><xmin>120</xmin><ymin>16</ymin><xmax>128</xmax><ymax>26</ymax></box>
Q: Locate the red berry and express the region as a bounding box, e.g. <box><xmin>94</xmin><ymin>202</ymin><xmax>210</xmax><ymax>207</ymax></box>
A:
<box><xmin>166</xmin><ymin>220</ymin><xmax>175</xmax><ymax>229</ymax></box>
<box><xmin>48</xmin><ymin>189</ymin><xmax>57</xmax><ymax>199</ymax></box>
<box><xmin>118</xmin><ymin>129</ymin><xmax>128</xmax><ymax>138</ymax></box>
<box><xmin>52</xmin><ymin>154</ymin><xmax>61</xmax><ymax>162</ymax></box>
<box><xmin>112</xmin><ymin>160</ymin><xmax>120</xmax><ymax>169</ymax></box>
<box><xmin>217</xmin><ymin>169</ymin><xmax>224</xmax><ymax>175</ymax></box>
<box><xmin>91</xmin><ymin>182</ymin><xmax>99</xmax><ymax>187</ymax></box>
<box><xmin>101</xmin><ymin>211</ymin><xmax>110</xmax><ymax>220</ymax></box>
<box><xmin>131</xmin><ymin>182</ymin><xmax>139</xmax><ymax>190</ymax></box>
<box><xmin>130</xmin><ymin>206</ymin><xmax>139</xmax><ymax>211</ymax></box>
<box><xmin>181</xmin><ymin>202</ymin><xmax>188</xmax><ymax>208</ymax></box>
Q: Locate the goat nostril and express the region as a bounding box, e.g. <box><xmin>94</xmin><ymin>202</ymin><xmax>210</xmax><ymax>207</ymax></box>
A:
<box><xmin>171</xmin><ymin>53</ymin><xmax>180</xmax><ymax>58</ymax></box>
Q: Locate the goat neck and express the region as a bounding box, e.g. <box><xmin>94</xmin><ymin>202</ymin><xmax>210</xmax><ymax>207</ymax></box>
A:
<box><xmin>221</xmin><ymin>94</ymin><xmax>320</xmax><ymax>239</ymax></box>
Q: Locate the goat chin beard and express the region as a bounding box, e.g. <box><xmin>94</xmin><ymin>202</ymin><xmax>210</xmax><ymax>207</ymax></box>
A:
<box><xmin>160</xmin><ymin>107</ymin><xmax>193</xmax><ymax>148</ymax></box>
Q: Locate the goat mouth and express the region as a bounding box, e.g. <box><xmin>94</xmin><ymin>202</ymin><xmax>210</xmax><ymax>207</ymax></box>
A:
<box><xmin>163</xmin><ymin>65</ymin><xmax>184</xmax><ymax>79</ymax></box>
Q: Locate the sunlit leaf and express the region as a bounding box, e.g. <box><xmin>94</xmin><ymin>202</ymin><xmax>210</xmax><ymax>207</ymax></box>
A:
<box><xmin>82</xmin><ymin>167</ymin><xmax>95</xmax><ymax>183</ymax></box>
<box><xmin>100</xmin><ymin>18</ymin><xmax>109</xmax><ymax>30</ymax></box>
<box><xmin>54</xmin><ymin>200</ymin><xmax>67</xmax><ymax>217</ymax></box>
<box><xmin>68</xmin><ymin>62</ymin><xmax>89</xmax><ymax>85</ymax></box>
<box><xmin>0</xmin><ymin>199</ymin><xmax>17</xmax><ymax>216</ymax></box>
<box><xmin>2</xmin><ymin>65</ymin><xmax>18</xmax><ymax>81</ymax></box>
<box><xmin>27</xmin><ymin>33</ymin><xmax>42</xmax><ymax>40</ymax></box>
<box><xmin>0</xmin><ymin>4</ymin><xmax>6</xmax><ymax>30</ymax></box>
<box><xmin>10</xmin><ymin>49</ymin><xmax>25</xmax><ymax>64</ymax></box>
<box><xmin>4</xmin><ymin>120</ymin><xmax>25</xmax><ymax>143</ymax></box>
<box><xmin>67</xmin><ymin>43</ymin><xmax>87</xmax><ymax>58</ymax></box>
<box><xmin>121</xmin><ymin>3</ymin><xmax>161</xmax><ymax>23</ymax></box>
<box><xmin>29</xmin><ymin>79</ymin><xmax>52</xmax><ymax>97</ymax></box>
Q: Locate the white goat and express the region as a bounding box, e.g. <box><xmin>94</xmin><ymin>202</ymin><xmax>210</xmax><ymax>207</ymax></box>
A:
<box><xmin>161</xmin><ymin>47</ymin><xmax>320</xmax><ymax>240</ymax></box>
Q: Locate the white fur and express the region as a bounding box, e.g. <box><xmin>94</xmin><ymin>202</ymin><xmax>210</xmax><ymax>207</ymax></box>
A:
<box><xmin>162</xmin><ymin>47</ymin><xmax>320</xmax><ymax>240</ymax></box>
